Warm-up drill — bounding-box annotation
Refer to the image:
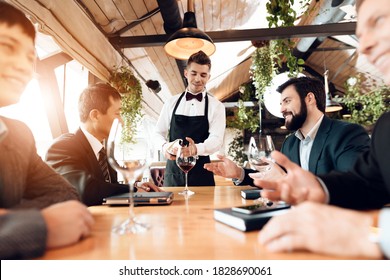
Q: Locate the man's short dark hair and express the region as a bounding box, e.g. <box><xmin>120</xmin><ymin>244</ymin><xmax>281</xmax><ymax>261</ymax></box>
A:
<box><xmin>0</xmin><ymin>1</ymin><xmax>36</xmax><ymax>43</ymax></box>
<box><xmin>78</xmin><ymin>83</ymin><xmax>121</xmax><ymax>122</ymax></box>
<box><xmin>277</xmin><ymin>76</ymin><xmax>326</xmax><ymax>113</ymax></box>
<box><xmin>187</xmin><ymin>50</ymin><xmax>211</xmax><ymax>70</ymax></box>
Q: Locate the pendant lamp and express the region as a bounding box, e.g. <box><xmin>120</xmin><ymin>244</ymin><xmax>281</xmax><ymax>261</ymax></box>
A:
<box><xmin>324</xmin><ymin>70</ymin><xmax>343</xmax><ymax>113</ymax></box>
<box><xmin>164</xmin><ymin>0</ymin><xmax>216</xmax><ymax>60</ymax></box>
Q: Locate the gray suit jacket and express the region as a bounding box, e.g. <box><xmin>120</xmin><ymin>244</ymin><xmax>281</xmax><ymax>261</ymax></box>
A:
<box><xmin>0</xmin><ymin>117</ymin><xmax>79</xmax><ymax>259</ymax></box>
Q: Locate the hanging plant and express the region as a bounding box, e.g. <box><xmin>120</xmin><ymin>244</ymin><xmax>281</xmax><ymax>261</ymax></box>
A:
<box><xmin>337</xmin><ymin>74</ymin><xmax>390</xmax><ymax>127</ymax></box>
<box><xmin>265</xmin><ymin>0</ymin><xmax>305</xmax><ymax>76</ymax></box>
<box><xmin>250</xmin><ymin>1</ymin><xmax>308</xmax><ymax>107</ymax></box>
<box><xmin>226</xmin><ymin>100</ymin><xmax>259</xmax><ymax>133</ymax></box>
<box><xmin>250</xmin><ymin>41</ymin><xmax>278</xmax><ymax>102</ymax></box>
<box><xmin>226</xmin><ymin>83</ymin><xmax>259</xmax><ymax>165</ymax></box>
<box><xmin>109</xmin><ymin>65</ymin><xmax>143</xmax><ymax>143</ymax></box>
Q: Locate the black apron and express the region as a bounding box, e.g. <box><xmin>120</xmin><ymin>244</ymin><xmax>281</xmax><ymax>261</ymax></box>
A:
<box><xmin>164</xmin><ymin>92</ymin><xmax>215</xmax><ymax>186</ymax></box>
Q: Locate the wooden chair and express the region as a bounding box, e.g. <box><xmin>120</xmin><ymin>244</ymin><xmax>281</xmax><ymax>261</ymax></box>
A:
<box><xmin>149</xmin><ymin>162</ymin><xmax>166</xmax><ymax>188</ymax></box>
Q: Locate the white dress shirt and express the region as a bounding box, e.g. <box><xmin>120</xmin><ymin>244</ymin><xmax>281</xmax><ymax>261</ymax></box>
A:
<box><xmin>155</xmin><ymin>89</ymin><xmax>226</xmax><ymax>156</ymax></box>
<box><xmin>379</xmin><ymin>208</ymin><xmax>390</xmax><ymax>258</ymax></box>
<box><xmin>294</xmin><ymin>114</ymin><xmax>324</xmax><ymax>170</ymax></box>
<box><xmin>80</xmin><ymin>126</ymin><xmax>104</xmax><ymax>160</ymax></box>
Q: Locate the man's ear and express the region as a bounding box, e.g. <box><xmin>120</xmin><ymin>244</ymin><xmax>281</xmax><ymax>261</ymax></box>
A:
<box><xmin>89</xmin><ymin>109</ymin><xmax>100</xmax><ymax>121</ymax></box>
<box><xmin>306</xmin><ymin>92</ymin><xmax>316</xmax><ymax>104</ymax></box>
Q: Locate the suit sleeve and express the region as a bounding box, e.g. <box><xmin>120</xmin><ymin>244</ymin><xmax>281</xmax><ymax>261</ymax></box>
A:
<box><xmin>319</xmin><ymin>113</ymin><xmax>390</xmax><ymax>209</ymax></box>
<box><xmin>0</xmin><ymin>210</ymin><xmax>47</xmax><ymax>259</ymax></box>
<box><xmin>331</xmin><ymin>122</ymin><xmax>370</xmax><ymax>172</ymax></box>
<box><xmin>235</xmin><ymin>168</ymin><xmax>257</xmax><ymax>186</ymax></box>
<box><xmin>45</xmin><ymin>136</ymin><xmax>129</xmax><ymax>206</ymax></box>
<box><xmin>7</xmin><ymin>120</ymin><xmax>79</xmax><ymax>209</ymax></box>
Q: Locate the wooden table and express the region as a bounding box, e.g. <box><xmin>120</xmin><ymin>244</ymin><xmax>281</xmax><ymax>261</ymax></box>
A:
<box><xmin>40</xmin><ymin>185</ymin><xmax>347</xmax><ymax>260</ymax></box>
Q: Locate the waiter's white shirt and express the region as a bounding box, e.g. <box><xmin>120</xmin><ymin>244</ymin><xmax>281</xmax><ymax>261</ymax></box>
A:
<box><xmin>155</xmin><ymin>89</ymin><xmax>226</xmax><ymax>156</ymax></box>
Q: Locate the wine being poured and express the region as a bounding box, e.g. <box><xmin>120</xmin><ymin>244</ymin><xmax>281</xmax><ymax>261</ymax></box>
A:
<box><xmin>176</xmin><ymin>140</ymin><xmax>196</xmax><ymax>196</ymax></box>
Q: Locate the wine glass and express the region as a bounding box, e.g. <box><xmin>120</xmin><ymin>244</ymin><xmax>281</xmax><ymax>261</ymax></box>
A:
<box><xmin>247</xmin><ymin>134</ymin><xmax>275</xmax><ymax>175</ymax></box>
<box><xmin>176</xmin><ymin>140</ymin><xmax>196</xmax><ymax>196</ymax></box>
<box><xmin>107</xmin><ymin>118</ymin><xmax>150</xmax><ymax>234</ymax></box>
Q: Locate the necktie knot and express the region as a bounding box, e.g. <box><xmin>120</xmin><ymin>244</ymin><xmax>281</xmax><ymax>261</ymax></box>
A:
<box><xmin>186</xmin><ymin>92</ymin><xmax>203</xmax><ymax>102</ymax></box>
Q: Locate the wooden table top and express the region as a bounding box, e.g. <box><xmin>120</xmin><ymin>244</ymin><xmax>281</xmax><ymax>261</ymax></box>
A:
<box><xmin>39</xmin><ymin>185</ymin><xmax>349</xmax><ymax>260</ymax></box>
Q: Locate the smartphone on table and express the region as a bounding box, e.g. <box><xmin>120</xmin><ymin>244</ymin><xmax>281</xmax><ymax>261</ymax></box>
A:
<box><xmin>232</xmin><ymin>201</ymin><xmax>290</xmax><ymax>215</ymax></box>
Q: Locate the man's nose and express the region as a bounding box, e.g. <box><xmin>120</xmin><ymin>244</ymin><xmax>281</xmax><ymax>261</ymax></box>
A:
<box><xmin>358</xmin><ymin>31</ymin><xmax>375</xmax><ymax>56</ymax></box>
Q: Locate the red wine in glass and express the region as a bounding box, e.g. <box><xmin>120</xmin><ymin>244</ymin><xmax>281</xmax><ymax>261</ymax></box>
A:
<box><xmin>176</xmin><ymin>146</ymin><xmax>196</xmax><ymax>196</ymax></box>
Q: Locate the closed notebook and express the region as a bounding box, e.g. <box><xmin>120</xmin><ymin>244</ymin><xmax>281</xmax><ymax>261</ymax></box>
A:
<box><xmin>241</xmin><ymin>189</ymin><xmax>262</xmax><ymax>199</ymax></box>
<box><xmin>214</xmin><ymin>207</ymin><xmax>290</xmax><ymax>232</ymax></box>
<box><xmin>103</xmin><ymin>192</ymin><xmax>174</xmax><ymax>206</ymax></box>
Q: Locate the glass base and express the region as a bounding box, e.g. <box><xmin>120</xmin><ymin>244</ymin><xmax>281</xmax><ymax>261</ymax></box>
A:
<box><xmin>178</xmin><ymin>188</ymin><xmax>195</xmax><ymax>196</ymax></box>
<box><xmin>112</xmin><ymin>218</ymin><xmax>150</xmax><ymax>235</ymax></box>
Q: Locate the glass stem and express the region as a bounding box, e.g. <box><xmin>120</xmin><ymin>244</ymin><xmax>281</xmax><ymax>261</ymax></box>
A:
<box><xmin>128</xmin><ymin>179</ymin><xmax>136</xmax><ymax>222</ymax></box>
<box><xmin>184</xmin><ymin>172</ymin><xmax>188</xmax><ymax>191</ymax></box>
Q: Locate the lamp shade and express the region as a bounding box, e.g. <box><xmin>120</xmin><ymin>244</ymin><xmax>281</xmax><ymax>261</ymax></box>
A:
<box><xmin>164</xmin><ymin>12</ymin><xmax>216</xmax><ymax>60</ymax></box>
<box><xmin>325</xmin><ymin>99</ymin><xmax>343</xmax><ymax>112</ymax></box>
<box><xmin>324</xmin><ymin>69</ymin><xmax>342</xmax><ymax>112</ymax></box>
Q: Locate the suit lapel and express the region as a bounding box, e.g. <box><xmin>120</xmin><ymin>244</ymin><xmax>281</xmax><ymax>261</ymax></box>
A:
<box><xmin>75</xmin><ymin>129</ymin><xmax>118</xmax><ymax>183</ymax></box>
<box><xmin>290</xmin><ymin>138</ymin><xmax>301</xmax><ymax>166</ymax></box>
<box><xmin>75</xmin><ymin>129</ymin><xmax>97</xmax><ymax>163</ymax></box>
<box><xmin>75</xmin><ymin>129</ymin><xmax>105</xmax><ymax>177</ymax></box>
<box><xmin>308</xmin><ymin>117</ymin><xmax>331</xmax><ymax>173</ymax></box>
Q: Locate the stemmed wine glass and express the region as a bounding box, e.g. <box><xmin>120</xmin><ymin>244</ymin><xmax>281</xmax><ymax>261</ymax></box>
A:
<box><xmin>176</xmin><ymin>140</ymin><xmax>196</xmax><ymax>196</ymax></box>
<box><xmin>247</xmin><ymin>134</ymin><xmax>275</xmax><ymax>175</ymax></box>
<box><xmin>107</xmin><ymin>118</ymin><xmax>150</xmax><ymax>234</ymax></box>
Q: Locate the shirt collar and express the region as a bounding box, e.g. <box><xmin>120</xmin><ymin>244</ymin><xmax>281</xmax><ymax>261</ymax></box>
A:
<box><xmin>0</xmin><ymin>118</ymin><xmax>8</xmax><ymax>143</ymax></box>
<box><xmin>295</xmin><ymin>114</ymin><xmax>324</xmax><ymax>142</ymax></box>
<box><xmin>80</xmin><ymin>126</ymin><xmax>104</xmax><ymax>158</ymax></box>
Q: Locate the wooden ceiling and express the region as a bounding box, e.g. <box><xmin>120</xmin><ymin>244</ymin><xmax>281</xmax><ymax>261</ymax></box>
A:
<box><xmin>8</xmin><ymin>0</ymin><xmax>383</xmax><ymax>121</ymax></box>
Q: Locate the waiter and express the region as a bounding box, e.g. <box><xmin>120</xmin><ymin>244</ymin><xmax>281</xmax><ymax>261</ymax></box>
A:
<box><xmin>155</xmin><ymin>51</ymin><xmax>226</xmax><ymax>187</ymax></box>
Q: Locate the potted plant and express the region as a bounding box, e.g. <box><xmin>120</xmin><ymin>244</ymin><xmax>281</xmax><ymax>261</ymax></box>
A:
<box><xmin>109</xmin><ymin>65</ymin><xmax>143</xmax><ymax>143</ymax></box>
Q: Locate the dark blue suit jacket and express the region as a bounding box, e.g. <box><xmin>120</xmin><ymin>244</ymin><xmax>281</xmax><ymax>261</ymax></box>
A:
<box><xmin>241</xmin><ymin>116</ymin><xmax>370</xmax><ymax>185</ymax></box>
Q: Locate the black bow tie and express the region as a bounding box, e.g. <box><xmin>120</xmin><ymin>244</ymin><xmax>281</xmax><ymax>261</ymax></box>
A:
<box><xmin>186</xmin><ymin>92</ymin><xmax>203</xmax><ymax>102</ymax></box>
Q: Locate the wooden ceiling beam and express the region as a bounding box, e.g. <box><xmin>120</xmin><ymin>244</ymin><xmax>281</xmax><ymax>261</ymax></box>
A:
<box><xmin>109</xmin><ymin>22</ymin><xmax>356</xmax><ymax>48</ymax></box>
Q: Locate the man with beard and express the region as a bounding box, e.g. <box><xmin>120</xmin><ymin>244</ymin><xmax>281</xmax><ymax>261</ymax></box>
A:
<box><xmin>204</xmin><ymin>76</ymin><xmax>370</xmax><ymax>185</ymax></box>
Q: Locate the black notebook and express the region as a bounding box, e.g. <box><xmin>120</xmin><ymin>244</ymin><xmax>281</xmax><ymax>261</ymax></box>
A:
<box><xmin>241</xmin><ymin>189</ymin><xmax>262</xmax><ymax>199</ymax></box>
<box><xmin>214</xmin><ymin>206</ymin><xmax>290</xmax><ymax>232</ymax></box>
<box><xmin>103</xmin><ymin>192</ymin><xmax>174</xmax><ymax>206</ymax></box>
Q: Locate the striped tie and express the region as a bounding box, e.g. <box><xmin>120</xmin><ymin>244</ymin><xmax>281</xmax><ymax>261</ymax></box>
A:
<box><xmin>98</xmin><ymin>147</ymin><xmax>110</xmax><ymax>182</ymax></box>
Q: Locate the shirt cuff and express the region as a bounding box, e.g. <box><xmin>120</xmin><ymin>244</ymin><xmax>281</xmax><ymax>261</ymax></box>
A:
<box><xmin>378</xmin><ymin>208</ymin><xmax>390</xmax><ymax>259</ymax></box>
<box><xmin>196</xmin><ymin>143</ymin><xmax>204</xmax><ymax>156</ymax></box>
<box><xmin>316</xmin><ymin>177</ymin><xmax>330</xmax><ymax>204</ymax></box>
<box><xmin>232</xmin><ymin>167</ymin><xmax>245</xmax><ymax>185</ymax></box>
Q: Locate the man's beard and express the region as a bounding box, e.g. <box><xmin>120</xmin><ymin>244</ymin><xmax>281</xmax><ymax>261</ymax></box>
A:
<box><xmin>285</xmin><ymin>103</ymin><xmax>307</xmax><ymax>131</ymax></box>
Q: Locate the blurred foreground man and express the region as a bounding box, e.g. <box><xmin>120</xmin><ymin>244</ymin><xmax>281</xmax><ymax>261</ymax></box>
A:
<box><xmin>256</xmin><ymin>0</ymin><xmax>390</xmax><ymax>259</ymax></box>
<box><xmin>0</xmin><ymin>1</ymin><xmax>93</xmax><ymax>259</ymax></box>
